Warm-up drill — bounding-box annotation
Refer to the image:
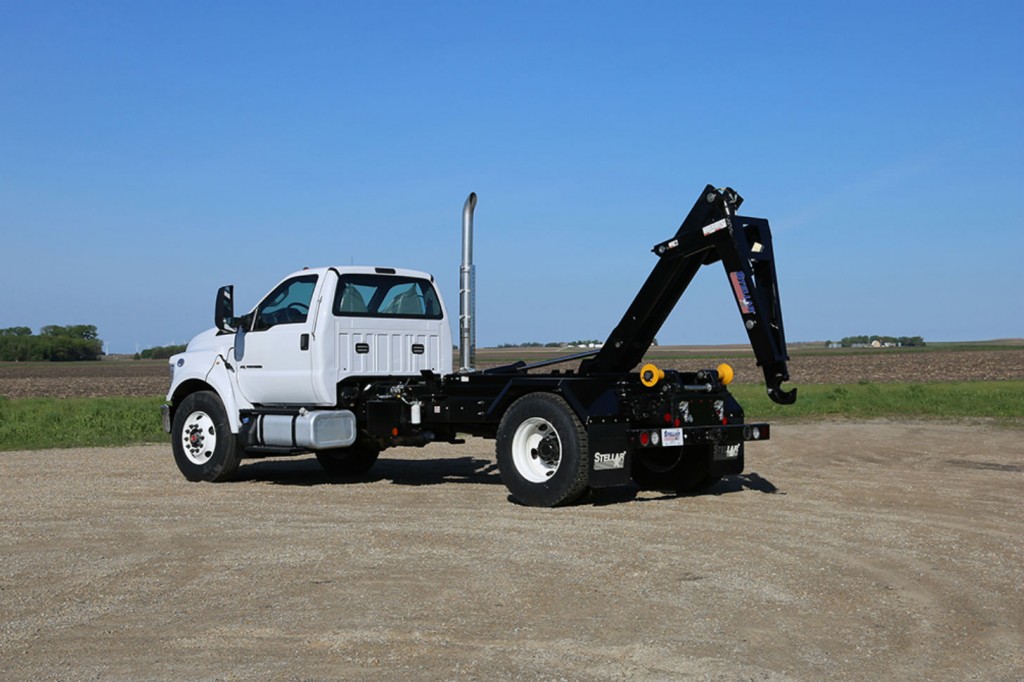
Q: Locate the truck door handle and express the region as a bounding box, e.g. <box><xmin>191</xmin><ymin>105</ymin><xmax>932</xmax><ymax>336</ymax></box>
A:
<box><xmin>300</xmin><ymin>333</ymin><xmax>309</xmax><ymax>351</ymax></box>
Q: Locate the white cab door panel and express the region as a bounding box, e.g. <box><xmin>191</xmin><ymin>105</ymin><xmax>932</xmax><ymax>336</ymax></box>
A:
<box><xmin>236</xmin><ymin>274</ymin><xmax>320</xmax><ymax>405</ymax></box>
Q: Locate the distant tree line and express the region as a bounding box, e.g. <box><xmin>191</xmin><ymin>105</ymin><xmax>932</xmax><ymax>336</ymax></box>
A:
<box><xmin>830</xmin><ymin>335</ymin><xmax>925</xmax><ymax>348</ymax></box>
<box><xmin>135</xmin><ymin>344</ymin><xmax>187</xmax><ymax>360</ymax></box>
<box><xmin>0</xmin><ymin>325</ymin><xmax>104</xmax><ymax>361</ymax></box>
<box><xmin>496</xmin><ymin>339</ymin><xmax>609</xmax><ymax>349</ymax></box>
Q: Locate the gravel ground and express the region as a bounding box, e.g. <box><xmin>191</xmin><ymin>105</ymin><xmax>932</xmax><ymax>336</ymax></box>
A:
<box><xmin>1</xmin><ymin>422</ymin><xmax>1022</xmax><ymax>680</ymax></box>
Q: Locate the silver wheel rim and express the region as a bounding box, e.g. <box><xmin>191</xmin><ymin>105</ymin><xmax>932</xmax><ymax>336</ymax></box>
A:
<box><xmin>511</xmin><ymin>417</ymin><xmax>561</xmax><ymax>483</ymax></box>
<box><xmin>181</xmin><ymin>410</ymin><xmax>217</xmax><ymax>465</ymax></box>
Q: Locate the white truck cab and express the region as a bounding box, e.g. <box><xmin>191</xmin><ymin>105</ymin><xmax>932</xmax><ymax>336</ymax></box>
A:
<box><xmin>169</xmin><ymin>265</ymin><xmax>451</xmax><ymax>410</ymax></box>
<box><xmin>163</xmin><ymin>266</ymin><xmax>452</xmax><ymax>479</ymax></box>
<box><xmin>232</xmin><ymin>266</ymin><xmax>450</xmax><ymax>405</ymax></box>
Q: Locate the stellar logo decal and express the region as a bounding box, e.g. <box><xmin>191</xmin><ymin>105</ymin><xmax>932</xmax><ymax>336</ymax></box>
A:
<box><xmin>729</xmin><ymin>271</ymin><xmax>756</xmax><ymax>315</ymax></box>
<box><xmin>715</xmin><ymin>444</ymin><xmax>741</xmax><ymax>460</ymax></box>
<box><xmin>594</xmin><ymin>451</ymin><xmax>626</xmax><ymax>470</ymax></box>
<box><xmin>661</xmin><ymin>428</ymin><xmax>683</xmax><ymax>447</ymax></box>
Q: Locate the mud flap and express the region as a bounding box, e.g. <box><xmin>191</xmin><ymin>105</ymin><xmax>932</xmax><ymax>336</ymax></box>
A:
<box><xmin>587</xmin><ymin>422</ymin><xmax>632</xmax><ymax>488</ymax></box>
<box><xmin>710</xmin><ymin>441</ymin><xmax>744</xmax><ymax>477</ymax></box>
<box><xmin>367</xmin><ymin>400</ymin><xmax>404</xmax><ymax>438</ymax></box>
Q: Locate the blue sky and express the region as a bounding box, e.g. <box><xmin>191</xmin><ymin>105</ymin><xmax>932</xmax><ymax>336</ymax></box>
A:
<box><xmin>2</xmin><ymin>1</ymin><xmax>1021</xmax><ymax>353</ymax></box>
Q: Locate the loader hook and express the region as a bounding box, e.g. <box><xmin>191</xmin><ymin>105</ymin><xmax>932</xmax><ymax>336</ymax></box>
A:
<box><xmin>767</xmin><ymin>384</ymin><xmax>798</xmax><ymax>405</ymax></box>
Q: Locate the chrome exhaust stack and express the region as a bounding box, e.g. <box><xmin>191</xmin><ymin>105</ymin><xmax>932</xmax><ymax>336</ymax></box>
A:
<box><xmin>459</xmin><ymin>192</ymin><xmax>477</xmax><ymax>372</ymax></box>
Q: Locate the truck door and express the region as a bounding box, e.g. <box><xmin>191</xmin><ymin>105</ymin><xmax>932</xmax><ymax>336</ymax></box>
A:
<box><xmin>236</xmin><ymin>273</ymin><xmax>320</xmax><ymax>405</ymax></box>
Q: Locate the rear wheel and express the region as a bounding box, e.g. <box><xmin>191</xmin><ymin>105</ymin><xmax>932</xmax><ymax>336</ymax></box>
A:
<box><xmin>315</xmin><ymin>438</ymin><xmax>381</xmax><ymax>477</ymax></box>
<box><xmin>171</xmin><ymin>391</ymin><xmax>241</xmax><ymax>482</ymax></box>
<box><xmin>496</xmin><ymin>393</ymin><xmax>589</xmax><ymax>507</ymax></box>
<box><xmin>632</xmin><ymin>444</ymin><xmax>718</xmax><ymax>494</ymax></box>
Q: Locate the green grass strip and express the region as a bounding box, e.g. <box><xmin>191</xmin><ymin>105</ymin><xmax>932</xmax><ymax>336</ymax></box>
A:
<box><xmin>1</xmin><ymin>381</ymin><xmax>1021</xmax><ymax>452</ymax></box>
<box><xmin>731</xmin><ymin>380</ymin><xmax>1024</xmax><ymax>424</ymax></box>
<box><xmin>0</xmin><ymin>396</ymin><xmax>167</xmax><ymax>451</ymax></box>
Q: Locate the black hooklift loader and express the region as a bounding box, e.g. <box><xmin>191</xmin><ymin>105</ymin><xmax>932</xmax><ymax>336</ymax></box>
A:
<box><xmin>360</xmin><ymin>185</ymin><xmax>797</xmax><ymax>506</ymax></box>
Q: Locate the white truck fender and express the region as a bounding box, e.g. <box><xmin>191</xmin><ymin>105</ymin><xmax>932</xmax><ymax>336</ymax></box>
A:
<box><xmin>204</xmin><ymin>353</ymin><xmax>249</xmax><ymax>433</ymax></box>
<box><xmin>168</xmin><ymin>344</ymin><xmax>251</xmax><ymax>435</ymax></box>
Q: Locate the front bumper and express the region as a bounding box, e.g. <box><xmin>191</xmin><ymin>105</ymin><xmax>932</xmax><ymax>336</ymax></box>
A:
<box><xmin>160</xmin><ymin>404</ymin><xmax>172</xmax><ymax>434</ymax></box>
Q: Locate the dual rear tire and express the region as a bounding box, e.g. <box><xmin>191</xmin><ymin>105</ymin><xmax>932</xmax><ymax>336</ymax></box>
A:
<box><xmin>496</xmin><ymin>393</ymin><xmax>590</xmax><ymax>507</ymax></box>
<box><xmin>495</xmin><ymin>393</ymin><xmax>723</xmax><ymax>504</ymax></box>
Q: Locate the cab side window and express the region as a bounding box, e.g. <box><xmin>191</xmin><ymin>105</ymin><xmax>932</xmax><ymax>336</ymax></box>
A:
<box><xmin>252</xmin><ymin>275</ymin><xmax>318</xmax><ymax>331</ymax></box>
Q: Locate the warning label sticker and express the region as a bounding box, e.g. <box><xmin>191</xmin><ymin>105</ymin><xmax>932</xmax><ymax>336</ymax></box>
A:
<box><xmin>703</xmin><ymin>218</ymin><xmax>729</xmax><ymax>236</ymax></box>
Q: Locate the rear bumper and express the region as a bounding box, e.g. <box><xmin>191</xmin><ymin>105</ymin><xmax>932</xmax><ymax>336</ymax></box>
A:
<box><xmin>587</xmin><ymin>421</ymin><xmax>770</xmax><ymax>488</ymax></box>
<box><xmin>629</xmin><ymin>422</ymin><xmax>769</xmax><ymax>449</ymax></box>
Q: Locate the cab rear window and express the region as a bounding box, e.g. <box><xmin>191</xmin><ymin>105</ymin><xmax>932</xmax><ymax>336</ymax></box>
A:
<box><xmin>333</xmin><ymin>274</ymin><xmax>443</xmax><ymax>319</ymax></box>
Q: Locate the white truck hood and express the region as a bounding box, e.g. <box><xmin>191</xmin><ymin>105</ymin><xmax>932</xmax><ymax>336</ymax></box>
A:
<box><xmin>184</xmin><ymin>327</ymin><xmax>229</xmax><ymax>354</ymax></box>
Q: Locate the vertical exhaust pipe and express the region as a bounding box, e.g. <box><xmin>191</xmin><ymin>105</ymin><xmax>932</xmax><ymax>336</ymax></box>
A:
<box><xmin>459</xmin><ymin>192</ymin><xmax>477</xmax><ymax>372</ymax></box>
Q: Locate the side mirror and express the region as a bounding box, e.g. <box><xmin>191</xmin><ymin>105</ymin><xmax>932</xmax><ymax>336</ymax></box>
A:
<box><xmin>215</xmin><ymin>285</ymin><xmax>236</xmax><ymax>333</ymax></box>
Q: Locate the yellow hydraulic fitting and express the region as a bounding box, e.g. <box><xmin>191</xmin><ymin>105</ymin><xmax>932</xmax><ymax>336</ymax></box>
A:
<box><xmin>640</xmin><ymin>363</ymin><xmax>665</xmax><ymax>388</ymax></box>
<box><xmin>717</xmin><ymin>363</ymin><xmax>734</xmax><ymax>385</ymax></box>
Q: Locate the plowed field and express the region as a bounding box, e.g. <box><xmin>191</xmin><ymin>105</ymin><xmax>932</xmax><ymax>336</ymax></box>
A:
<box><xmin>1</xmin><ymin>346</ymin><xmax>1023</xmax><ymax>399</ymax></box>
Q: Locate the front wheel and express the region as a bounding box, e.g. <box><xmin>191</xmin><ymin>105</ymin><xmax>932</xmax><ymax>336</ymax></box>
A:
<box><xmin>496</xmin><ymin>393</ymin><xmax>589</xmax><ymax>507</ymax></box>
<box><xmin>171</xmin><ymin>391</ymin><xmax>241</xmax><ymax>482</ymax></box>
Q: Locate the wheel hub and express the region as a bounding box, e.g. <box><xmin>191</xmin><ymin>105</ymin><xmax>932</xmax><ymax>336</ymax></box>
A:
<box><xmin>180</xmin><ymin>411</ymin><xmax>217</xmax><ymax>465</ymax></box>
<box><xmin>511</xmin><ymin>417</ymin><xmax>562</xmax><ymax>483</ymax></box>
<box><xmin>531</xmin><ymin>430</ymin><xmax>561</xmax><ymax>467</ymax></box>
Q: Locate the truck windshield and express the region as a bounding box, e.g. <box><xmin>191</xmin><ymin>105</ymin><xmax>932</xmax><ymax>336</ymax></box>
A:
<box><xmin>333</xmin><ymin>274</ymin><xmax>443</xmax><ymax>320</ymax></box>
